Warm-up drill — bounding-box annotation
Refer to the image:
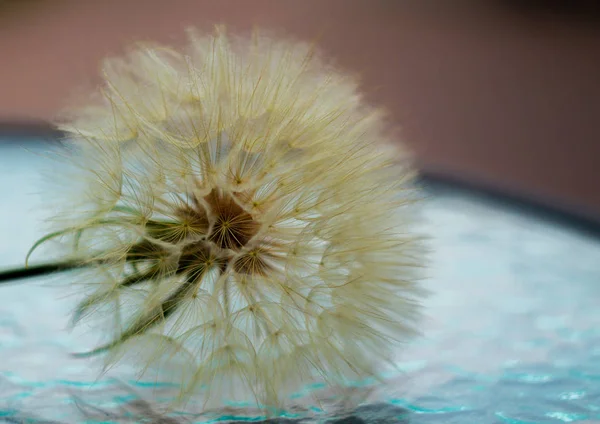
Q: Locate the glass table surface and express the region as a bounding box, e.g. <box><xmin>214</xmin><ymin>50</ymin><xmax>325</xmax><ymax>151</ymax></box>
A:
<box><xmin>0</xmin><ymin>137</ymin><xmax>599</xmax><ymax>423</ymax></box>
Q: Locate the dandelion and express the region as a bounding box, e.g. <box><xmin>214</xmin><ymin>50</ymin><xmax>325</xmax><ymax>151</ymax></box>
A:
<box><xmin>27</xmin><ymin>26</ymin><xmax>426</xmax><ymax>412</ymax></box>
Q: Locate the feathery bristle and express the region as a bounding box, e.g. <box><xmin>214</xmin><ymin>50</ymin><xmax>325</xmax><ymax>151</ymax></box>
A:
<box><xmin>30</xmin><ymin>26</ymin><xmax>426</xmax><ymax>412</ymax></box>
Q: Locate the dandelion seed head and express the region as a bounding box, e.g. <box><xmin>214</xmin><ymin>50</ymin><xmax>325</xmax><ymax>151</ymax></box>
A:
<box><xmin>35</xmin><ymin>26</ymin><xmax>426</xmax><ymax>411</ymax></box>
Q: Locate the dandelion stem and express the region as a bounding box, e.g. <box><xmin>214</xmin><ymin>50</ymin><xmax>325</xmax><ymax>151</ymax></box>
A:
<box><xmin>0</xmin><ymin>261</ymin><xmax>91</xmax><ymax>284</ymax></box>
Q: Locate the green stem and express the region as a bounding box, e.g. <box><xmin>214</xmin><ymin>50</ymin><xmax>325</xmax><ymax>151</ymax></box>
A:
<box><xmin>0</xmin><ymin>261</ymin><xmax>90</xmax><ymax>284</ymax></box>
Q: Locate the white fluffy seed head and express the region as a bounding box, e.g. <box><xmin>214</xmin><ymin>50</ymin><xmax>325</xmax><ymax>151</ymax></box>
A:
<box><xmin>32</xmin><ymin>26</ymin><xmax>426</xmax><ymax>412</ymax></box>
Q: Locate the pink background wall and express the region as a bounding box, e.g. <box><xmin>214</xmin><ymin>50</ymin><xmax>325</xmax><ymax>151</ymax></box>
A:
<box><xmin>1</xmin><ymin>1</ymin><xmax>599</xmax><ymax>220</ymax></box>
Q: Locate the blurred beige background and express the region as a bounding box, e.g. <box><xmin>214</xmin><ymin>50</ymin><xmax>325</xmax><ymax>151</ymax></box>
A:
<box><xmin>1</xmin><ymin>0</ymin><xmax>599</xmax><ymax>221</ymax></box>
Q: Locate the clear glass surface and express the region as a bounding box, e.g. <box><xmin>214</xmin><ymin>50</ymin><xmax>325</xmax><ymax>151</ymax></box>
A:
<box><xmin>1</xmin><ymin>138</ymin><xmax>599</xmax><ymax>423</ymax></box>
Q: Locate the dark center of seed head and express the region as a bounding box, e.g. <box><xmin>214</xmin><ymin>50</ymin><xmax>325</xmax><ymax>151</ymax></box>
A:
<box><xmin>177</xmin><ymin>190</ymin><xmax>262</xmax><ymax>277</ymax></box>
<box><xmin>204</xmin><ymin>189</ymin><xmax>260</xmax><ymax>251</ymax></box>
<box><xmin>136</xmin><ymin>189</ymin><xmax>263</xmax><ymax>280</ymax></box>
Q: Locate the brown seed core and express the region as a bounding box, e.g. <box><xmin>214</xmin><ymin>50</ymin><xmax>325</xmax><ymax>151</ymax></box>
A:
<box><xmin>139</xmin><ymin>189</ymin><xmax>263</xmax><ymax>280</ymax></box>
<box><xmin>205</xmin><ymin>189</ymin><xmax>260</xmax><ymax>251</ymax></box>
